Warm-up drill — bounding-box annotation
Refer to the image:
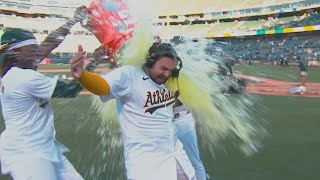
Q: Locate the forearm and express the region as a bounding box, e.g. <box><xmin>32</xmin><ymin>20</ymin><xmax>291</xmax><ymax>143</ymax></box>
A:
<box><xmin>51</xmin><ymin>80</ymin><xmax>83</xmax><ymax>98</ymax></box>
<box><xmin>84</xmin><ymin>60</ymin><xmax>98</xmax><ymax>72</ymax></box>
<box><xmin>42</xmin><ymin>19</ymin><xmax>77</xmax><ymax>46</ymax></box>
<box><xmin>38</xmin><ymin>19</ymin><xmax>78</xmax><ymax>58</ymax></box>
<box><xmin>77</xmin><ymin>70</ymin><xmax>110</xmax><ymax>96</ymax></box>
<box><xmin>51</xmin><ymin>61</ymin><xmax>98</xmax><ymax>98</ymax></box>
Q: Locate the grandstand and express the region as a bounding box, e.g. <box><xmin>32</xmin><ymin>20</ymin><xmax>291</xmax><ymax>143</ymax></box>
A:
<box><xmin>154</xmin><ymin>3</ymin><xmax>320</xmax><ymax>39</ymax></box>
<box><xmin>151</xmin><ymin>0</ymin><xmax>310</xmax><ymax>16</ymax></box>
<box><xmin>0</xmin><ymin>0</ymin><xmax>81</xmax><ymax>17</ymax></box>
<box><xmin>0</xmin><ymin>1</ymin><xmax>100</xmax><ymax>63</ymax></box>
<box><xmin>0</xmin><ymin>0</ymin><xmax>320</xmax><ymax>64</ymax></box>
<box><xmin>0</xmin><ymin>16</ymin><xmax>99</xmax><ymax>63</ymax></box>
<box><xmin>152</xmin><ymin>0</ymin><xmax>319</xmax><ymax>23</ymax></box>
<box><xmin>151</xmin><ymin>0</ymin><xmax>320</xmax><ymax>66</ymax></box>
<box><xmin>0</xmin><ymin>0</ymin><xmax>313</xmax><ymax>17</ymax></box>
<box><xmin>212</xmin><ymin>30</ymin><xmax>320</xmax><ymax>63</ymax></box>
<box><xmin>155</xmin><ymin>13</ymin><xmax>320</xmax><ymax>39</ymax></box>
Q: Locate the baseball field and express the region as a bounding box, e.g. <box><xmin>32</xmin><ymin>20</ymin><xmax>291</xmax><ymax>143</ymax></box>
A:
<box><xmin>0</xmin><ymin>64</ymin><xmax>319</xmax><ymax>180</ymax></box>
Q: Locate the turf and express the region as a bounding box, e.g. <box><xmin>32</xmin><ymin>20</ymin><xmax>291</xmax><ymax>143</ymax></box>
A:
<box><xmin>1</xmin><ymin>95</ymin><xmax>319</xmax><ymax>180</ymax></box>
<box><xmin>38</xmin><ymin>64</ymin><xmax>320</xmax><ymax>83</ymax></box>
<box><xmin>234</xmin><ymin>64</ymin><xmax>320</xmax><ymax>83</ymax></box>
<box><xmin>0</xmin><ymin>64</ymin><xmax>320</xmax><ymax>180</ymax></box>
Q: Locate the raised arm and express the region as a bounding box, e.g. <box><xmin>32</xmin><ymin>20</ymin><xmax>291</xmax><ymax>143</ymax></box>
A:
<box><xmin>69</xmin><ymin>45</ymin><xmax>110</xmax><ymax>96</ymax></box>
<box><xmin>37</xmin><ymin>6</ymin><xmax>87</xmax><ymax>60</ymax></box>
<box><xmin>51</xmin><ymin>45</ymin><xmax>109</xmax><ymax>98</ymax></box>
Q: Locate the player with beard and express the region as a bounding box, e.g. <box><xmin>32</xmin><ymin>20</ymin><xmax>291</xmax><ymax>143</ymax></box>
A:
<box><xmin>70</xmin><ymin>42</ymin><xmax>196</xmax><ymax>180</ymax></box>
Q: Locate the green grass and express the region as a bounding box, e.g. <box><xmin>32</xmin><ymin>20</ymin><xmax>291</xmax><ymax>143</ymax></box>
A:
<box><xmin>37</xmin><ymin>64</ymin><xmax>106</xmax><ymax>79</ymax></box>
<box><xmin>0</xmin><ymin>96</ymin><xmax>126</xmax><ymax>180</ymax></box>
<box><xmin>39</xmin><ymin>62</ymin><xmax>320</xmax><ymax>83</ymax></box>
<box><xmin>38</xmin><ymin>64</ymin><xmax>70</xmax><ymax>70</ymax></box>
<box><xmin>234</xmin><ymin>64</ymin><xmax>320</xmax><ymax>83</ymax></box>
<box><xmin>41</xmin><ymin>72</ymin><xmax>71</xmax><ymax>78</ymax></box>
<box><xmin>37</xmin><ymin>64</ymin><xmax>109</xmax><ymax>70</ymax></box>
<box><xmin>206</xmin><ymin>95</ymin><xmax>320</xmax><ymax>180</ymax></box>
<box><xmin>1</xmin><ymin>95</ymin><xmax>320</xmax><ymax>180</ymax></box>
<box><xmin>1</xmin><ymin>64</ymin><xmax>320</xmax><ymax>179</ymax></box>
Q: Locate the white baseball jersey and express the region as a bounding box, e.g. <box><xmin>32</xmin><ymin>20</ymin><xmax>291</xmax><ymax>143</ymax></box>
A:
<box><xmin>174</xmin><ymin>105</ymin><xmax>195</xmax><ymax>137</ymax></box>
<box><xmin>100</xmin><ymin>65</ymin><xmax>195</xmax><ymax>180</ymax></box>
<box><xmin>0</xmin><ymin>67</ymin><xmax>69</xmax><ymax>174</ymax></box>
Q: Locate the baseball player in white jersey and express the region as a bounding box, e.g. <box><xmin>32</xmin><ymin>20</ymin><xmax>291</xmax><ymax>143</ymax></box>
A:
<box><xmin>71</xmin><ymin>42</ymin><xmax>196</xmax><ymax>180</ymax></box>
<box><xmin>174</xmin><ymin>100</ymin><xmax>207</xmax><ymax>180</ymax></box>
<box><xmin>0</xmin><ymin>7</ymin><xmax>90</xmax><ymax>180</ymax></box>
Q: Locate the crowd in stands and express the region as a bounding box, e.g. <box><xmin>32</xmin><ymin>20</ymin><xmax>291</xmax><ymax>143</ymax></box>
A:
<box><xmin>1</xmin><ymin>1</ymin><xmax>319</xmax><ymax>64</ymax></box>
<box><xmin>262</xmin><ymin>12</ymin><xmax>320</xmax><ymax>30</ymax></box>
<box><xmin>154</xmin><ymin>7</ymin><xmax>320</xmax><ymax>39</ymax></box>
<box><xmin>211</xmin><ymin>31</ymin><xmax>320</xmax><ymax>63</ymax></box>
<box><xmin>209</xmin><ymin>0</ymin><xmax>320</xmax><ymax>19</ymax></box>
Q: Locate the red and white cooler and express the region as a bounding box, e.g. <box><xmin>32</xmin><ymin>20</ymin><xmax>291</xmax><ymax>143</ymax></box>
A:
<box><xmin>86</xmin><ymin>0</ymin><xmax>135</xmax><ymax>57</ymax></box>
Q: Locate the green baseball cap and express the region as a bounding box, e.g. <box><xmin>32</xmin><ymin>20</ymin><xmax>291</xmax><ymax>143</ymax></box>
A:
<box><xmin>0</xmin><ymin>28</ymin><xmax>37</xmax><ymax>51</ymax></box>
<box><xmin>0</xmin><ymin>28</ymin><xmax>37</xmax><ymax>65</ymax></box>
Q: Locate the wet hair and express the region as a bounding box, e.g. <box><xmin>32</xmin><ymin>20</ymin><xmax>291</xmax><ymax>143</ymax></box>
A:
<box><xmin>144</xmin><ymin>42</ymin><xmax>181</xmax><ymax>68</ymax></box>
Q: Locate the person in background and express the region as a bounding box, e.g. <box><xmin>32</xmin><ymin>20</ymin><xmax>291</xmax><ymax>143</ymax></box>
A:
<box><xmin>0</xmin><ymin>7</ymin><xmax>94</xmax><ymax>180</ymax></box>
<box><xmin>174</xmin><ymin>99</ymin><xmax>207</xmax><ymax>180</ymax></box>
<box><xmin>298</xmin><ymin>60</ymin><xmax>308</xmax><ymax>87</ymax></box>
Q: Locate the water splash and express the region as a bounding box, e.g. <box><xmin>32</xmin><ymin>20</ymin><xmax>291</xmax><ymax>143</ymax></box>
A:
<box><xmin>84</xmin><ymin>98</ymin><xmax>125</xmax><ymax>179</ymax></box>
<box><xmin>167</xmin><ymin>38</ymin><xmax>268</xmax><ymax>156</ymax></box>
<box><xmin>84</xmin><ymin>1</ymin><xmax>269</xmax><ymax>179</ymax></box>
<box><xmin>83</xmin><ymin>2</ymin><xmax>155</xmax><ymax>178</ymax></box>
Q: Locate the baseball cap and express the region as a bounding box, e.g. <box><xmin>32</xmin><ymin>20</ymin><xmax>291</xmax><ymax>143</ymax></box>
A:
<box><xmin>0</xmin><ymin>28</ymin><xmax>38</xmax><ymax>51</ymax></box>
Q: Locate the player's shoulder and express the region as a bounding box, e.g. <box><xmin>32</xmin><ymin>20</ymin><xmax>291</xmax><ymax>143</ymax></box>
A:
<box><xmin>120</xmin><ymin>65</ymin><xmax>138</xmax><ymax>72</ymax></box>
<box><xmin>6</xmin><ymin>67</ymin><xmax>40</xmax><ymax>80</ymax></box>
<box><xmin>118</xmin><ymin>65</ymin><xmax>141</xmax><ymax>76</ymax></box>
<box><xmin>103</xmin><ymin>65</ymin><xmax>139</xmax><ymax>80</ymax></box>
<box><xmin>1</xmin><ymin>67</ymin><xmax>43</xmax><ymax>87</ymax></box>
<box><xmin>26</xmin><ymin>68</ymin><xmax>46</xmax><ymax>80</ymax></box>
